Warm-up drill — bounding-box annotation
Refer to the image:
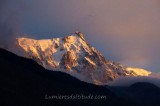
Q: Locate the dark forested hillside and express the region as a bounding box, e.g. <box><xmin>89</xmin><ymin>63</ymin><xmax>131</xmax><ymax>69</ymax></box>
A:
<box><xmin>0</xmin><ymin>48</ymin><xmax>134</xmax><ymax>106</ymax></box>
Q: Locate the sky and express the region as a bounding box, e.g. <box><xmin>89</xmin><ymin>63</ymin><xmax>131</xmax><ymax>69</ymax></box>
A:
<box><xmin>0</xmin><ymin>0</ymin><xmax>160</xmax><ymax>72</ymax></box>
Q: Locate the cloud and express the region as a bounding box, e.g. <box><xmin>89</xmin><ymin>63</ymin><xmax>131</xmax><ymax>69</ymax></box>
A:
<box><xmin>0</xmin><ymin>0</ymin><xmax>27</xmax><ymax>51</ymax></box>
<box><xmin>149</xmin><ymin>73</ymin><xmax>160</xmax><ymax>79</ymax></box>
<box><xmin>19</xmin><ymin>0</ymin><xmax>160</xmax><ymax>72</ymax></box>
<box><xmin>108</xmin><ymin>73</ymin><xmax>160</xmax><ymax>87</ymax></box>
<box><xmin>1</xmin><ymin>0</ymin><xmax>160</xmax><ymax>72</ymax></box>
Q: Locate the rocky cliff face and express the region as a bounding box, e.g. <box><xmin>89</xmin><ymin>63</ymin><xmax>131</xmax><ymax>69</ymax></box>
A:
<box><xmin>16</xmin><ymin>32</ymin><xmax>143</xmax><ymax>85</ymax></box>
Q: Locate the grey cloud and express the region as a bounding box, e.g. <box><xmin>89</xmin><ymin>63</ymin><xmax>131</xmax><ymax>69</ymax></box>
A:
<box><xmin>1</xmin><ymin>0</ymin><xmax>160</xmax><ymax>72</ymax></box>
<box><xmin>46</xmin><ymin>1</ymin><xmax>157</xmax><ymax>72</ymax></box>
<box><xmin>108</xmin><ymin>74</ymin><xmax>160</xmax><ymax>87</ymax></box>
<box><xmin>0</xmin><ymin>0</ymin><xmax>27</xmax><ymax>51</ymax></box>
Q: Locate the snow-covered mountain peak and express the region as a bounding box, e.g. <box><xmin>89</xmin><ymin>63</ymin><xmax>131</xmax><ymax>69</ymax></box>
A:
<box><xmin>17</xmin><ymin>34</ymin><xmax>87</xmax><ymax>54</ymax></box>
<box><xmin>126</xmin><ymin>67</ymin><xmax>151</xmax><ymax>76</ymax></box>
<box><xmin>16</xmin><ymin>32</ymin><xmax>151</xmax><ymax>85</ymax></box>
<box><xmin>17</xmin><ymin>33</ymin><xmax>91</xmax><ymax>69</ymax></box>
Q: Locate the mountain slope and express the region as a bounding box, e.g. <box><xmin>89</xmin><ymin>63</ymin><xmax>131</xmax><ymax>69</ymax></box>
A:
<box><xmin>126</xmin><ymin>67</ymin><xmax>151</xmax><ymax>76</ymax></box>
<box><xmin>0</xmin><ymin>48</ymin><xmax>135</xmax><ymax>106</ymax></box>
<box><xmin>108</xmin><ymin>82</ymin><xmax>160</xmax><ymax>106</ymax></box>
<box><xmin>16</xmin><ymin>32</ymin><xmax>139</xmax><ymax>85</ymax></box>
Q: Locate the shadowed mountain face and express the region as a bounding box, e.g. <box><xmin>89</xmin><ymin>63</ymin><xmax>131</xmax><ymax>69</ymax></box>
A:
<box><xmin>0</xmin><ymin>48</ymin><xmax>160</xmax><ymax>106</ymax></box>
<box><xmin>108</xmin><ymin>82</ymin><xmax>160</xmax><ymax>106</ymax></box>
<box><xmin>127</xmin><ymin>82</ymin><xmax>160</xmax><ymax>105</ymax></box>
<box><xmin>0</xmin><ymin>48</ymin><xmax>136</xmax><ymax>106</ymax></box>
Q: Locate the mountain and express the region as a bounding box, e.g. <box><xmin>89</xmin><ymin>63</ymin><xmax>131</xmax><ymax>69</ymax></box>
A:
<box><xmin>16</xmin><ymin>32</ymin><xmax>144</xmax><ymax>85</ymax></box>
<box><xmin>108</xmin><ymin>82</ymin><xmax>160</xmax><ymax>106</ymax></box>
<box><xmin>126</xmin><ymin>67</ymin><xmax>151</xmax><ymax>76</ymax></box>
<box><xmin>0</xmin><ymin>48</ymin><xmax>136</xmax><ymax>106</ymax></box>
